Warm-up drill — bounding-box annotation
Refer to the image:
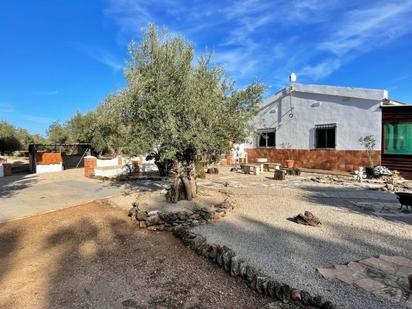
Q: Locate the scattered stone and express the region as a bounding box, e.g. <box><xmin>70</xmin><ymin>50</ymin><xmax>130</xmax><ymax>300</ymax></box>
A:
<box><xmin>409</xmin><ymin>274</ymin><xmax>412</xmax><ymax>290</ymax></box>
<box><xmin>207</xmin><ymin>167</ymin><xmax>219</xmax><ymax>174</ymax></box>
<box><xmin>230</xmin><ymin>255</ymin><xmax>241</xmax><ymax>277</ymax></box>
<box><xmin>320</xmin><ymin>301</ymin><xmax>335</xmax><ymax>309</ymax></box>
<box><xmin>291</xmin><ymin>211</ymin><xmax>321</xmax><ymax>227</ymax></box>
<box><xmin>290</xmin><ymin>289</ymin><xmax>301</xmax><ymax>301</ymax></box>
<box><xmin>354</xmin><ymin>278</ymin><xmax>386</xmax><ymax>292</ymax></box>
<box><xmin>274</xmin><ymin>170</ymin><xmax>285</xmax><ymax>180</ymax></box>
<box><xmin>300</xmin><ymin>290</ymin><xmax>313</xmax><ymax>306</ymax></box>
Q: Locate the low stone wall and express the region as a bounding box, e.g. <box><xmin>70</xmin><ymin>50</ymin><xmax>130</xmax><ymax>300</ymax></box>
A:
<box><xmin>128</xmin><ymin>195</ymin><xmax>335</xmax><ymax>308</ymax></box>
<box><xmin>172</xmin><ymin>228</ymin><xmax>335</xmax><ymax>309</ymax></box>
<box><xmin>246</xmin><ymin>148</ymin><xmax>381</xmax><ymax>172</ymax></box>
<box><xmin>128</xmin><ymin>196</ymin><xmax>235</xmax><ymax>231</ymax></box>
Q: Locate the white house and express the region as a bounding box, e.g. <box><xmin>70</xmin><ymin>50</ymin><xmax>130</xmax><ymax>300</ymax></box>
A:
<box><xmin>243</xmin><ymin>83</ymin><xmax>390</xmax><ymax>171</ymax></box>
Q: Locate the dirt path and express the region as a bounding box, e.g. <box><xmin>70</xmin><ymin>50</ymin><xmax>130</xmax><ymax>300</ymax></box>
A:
<box><xmin>0</xmin><ymin>203</ymin><xmax>269</xmax><ymax>309</ymax></box>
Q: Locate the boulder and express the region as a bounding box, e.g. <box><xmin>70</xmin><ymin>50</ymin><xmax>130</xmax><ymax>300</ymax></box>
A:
<box><xmin>230</xmin><ymin>256</ymin><xmax>242</xmax><ymax>277</ymax></box>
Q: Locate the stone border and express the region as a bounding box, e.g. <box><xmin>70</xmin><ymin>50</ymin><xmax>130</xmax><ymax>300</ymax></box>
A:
<box><xmin>172</xmin><ymin>227</ymin><xmax>335</xmax><ymax>308</ymax></box>
<box><xmin>127</xmin><ymin>195</ymin><xmax>335</xmax><ymax>308</ymax></box>
<box><xmin>128</xmin><ymin>195</ymin><xmax>236</xmax><ymax>231</ymax></box>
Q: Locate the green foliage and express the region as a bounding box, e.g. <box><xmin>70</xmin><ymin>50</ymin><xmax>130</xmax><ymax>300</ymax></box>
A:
<box><xmin>66</xmin><ymin>111</ymin><xmax>97</xmax><ymax>144</ymax></box>
<box><xmin>359</xmin><ymin>135</ymin><xmax>376</xmax><ymax>167</ymax></box>
<box><xmin>47</xmin><ymin>121</ymin><xmax>70</xmax><ymax>144</ymax></box>
<box><xmin>0</xmin><ymin>121</ymin><xmax>21</xmax><ymax>154</ymax></box>
<box><xmin>115</xmin><ymin>23</ymin><xmax>265</xmax><ymax>166</ymax></box>
<box><xmin>92</xmin><ymin>96</ymin><xmax>135</xmax><ymax>155</ymax></box>
<box><xmin>0</xmin><ymin>121</ymin><xmax>47</xmax><ymax>154</ymax></box>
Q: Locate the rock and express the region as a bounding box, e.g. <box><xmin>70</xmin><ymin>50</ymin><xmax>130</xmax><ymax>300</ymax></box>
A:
<box><xmin>291</xmin><ymin>211</ymin><xmax>321</xmax><ymax>227</ymax></box>
<box><xmin>146</xmin><ymin>214</ymin><xmax>162</xmax><ymax>226</ymax></box>
<box><xmin>216</xmin><ymin>246</ymin><xmax>224</xmax><ymax>266</ymax></box>
<box><xmin>275</xmin><ymin>284</ymin><xmax>291</xmax><ymax>303</ymax></box>
<box><xmin>136</xmin><ymin>210</ymin><xmax>148</xmax><ymax>221</ymax></box>
<box><xmin>261</xmin><ymin>302</ymin><xmax>279</xmax><ymax>309</ymax></box>
<box><xmin>300</xmin><ymin>290</ymin><xmax>313</xmax><ymax>306</ymax></box>
<box><xmin>274</xmin><ymin>170</ymin><xmax>285</xmax><ymax>180</ymax></box>
<box><xmin>266</xmin><ymin>280</ymin><xmax>275</xmax><ymax>297</ymax></box>
<box><xmin>128</xmin><ymin>207</ymin><xmax>137</xmax><ymax>218</ymax></box>
<box><xmin>139</xmin><ymin>221</ymin><xmax>147</xmax><ymax>228</ymax></box>
<box><xmin>222</xmin><ymin>247</ymin><xmax>236</xmax><ymax>272</ymax></box>
<box><xmin>321</xmin><ymin>301</ymin><xmax>336</xmax><ymax>309</ymax></box>
<box><xmin>409</xmin><ymin>274</ymin><xmax>412</xmax><ymax>290</ymax></box>
<box><xmin>386</xmin><ymin>184</ymin><xmax>394</xmax><ymax>191</ymax></box>
<box><xmin>312</xmin><ymin>296</ymin><xmax>323</xmax><ymax>307</ymax></box>
<box><xmin>147</xmin><ymin>210</ymin><xmax>159</xmax><ymax>216</ymax></box>
<box><xmin>207</xmin><ymin>244</ymin><xmax>219</xmax><ymax>261</ymax></box>
<box><xmin>207</xmin><ymin>167</ymin><xmax>219</xmax><ymax>174</ymax></box>
<box><xmin>239</xmin><ymin>260</ymin><xmax>248</xmax><ymax>278</ymax></box>
<box><xmin>245</xmin><ymin>265</ymin><xmax>257</xmax><ymax>283</ymax></box>
<box><xmin>256</xmin><ymin>276</ymin><xmax>268</xmax><ymax>294</ymax></box>
<box><xmin>290</xmin><ymin>289</ymin><xmax>301</xmax><ymax>301</ymax></box>
<box><xmin>230</xmin><ymin>256</ymin><xmax>241</xmax><ymax>277</ymax></box>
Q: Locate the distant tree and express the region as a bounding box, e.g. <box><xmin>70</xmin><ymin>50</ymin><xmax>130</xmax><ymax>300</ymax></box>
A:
<box><xmin>66</xmin><ymin>111</ymin><xmax>97</xmax><ymax>144</ymax></box>
<box><xmin>0</xmin><ymin>121</ymin><xmax>22</xmax><ymax>154</ymax></box>
<box><xmin>115</xmin><ymin>24</ymin><xmax>265</xmax><ymax>202</ymax></box>
<box><xmin>47</xmin><ymin>121</ymin><xmax>70</xmax><ymax>144</ymax></box>
<box><xmin>91</xmin><ymin>96</ymin><xmax>135</xmax><ymax>155</ymax></box>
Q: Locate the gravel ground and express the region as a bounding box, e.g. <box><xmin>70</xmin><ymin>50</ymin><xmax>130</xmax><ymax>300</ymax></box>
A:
<box><xmin>194</xmin><ymin>172</ymin><xmax>412</xmax><ymax>309</ymax></box>
<box><xmin>0</xmin><ymin>202</ymin><xmax>272</xmax><ymax>309</ymax></box>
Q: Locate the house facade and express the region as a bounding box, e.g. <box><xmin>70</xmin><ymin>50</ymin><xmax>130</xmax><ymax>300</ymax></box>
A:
<box><xmin>381</xmin><ymin>104</ymin><xmax>412</xmax><ymax>179</ymax></box>
<box><xmin>243</xmin><ymin>83</ymin><xmax>386</xmax><ymax>172</ymax></box>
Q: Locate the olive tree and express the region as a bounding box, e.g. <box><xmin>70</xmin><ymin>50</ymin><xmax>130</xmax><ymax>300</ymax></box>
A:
<box><xmin>116</xmin><ymin>24</ymin><xmax>265</xmax><ymax>202</ymax></box>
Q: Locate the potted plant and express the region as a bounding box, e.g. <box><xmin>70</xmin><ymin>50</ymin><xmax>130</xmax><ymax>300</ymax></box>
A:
<box><xmin>280</xmin><ymin>142</ymin><xmax>294</xmax><ymax>168</ymax></box>
<box><xmin>358</xmin><ymin>135</ymin><xmax>376</xmax><ymax>178</ymax></box>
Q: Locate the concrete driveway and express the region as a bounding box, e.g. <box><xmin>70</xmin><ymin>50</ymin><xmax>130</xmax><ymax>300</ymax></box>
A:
<box><xmin>0</xmin><ymin>169</ymin><xmax>124</xmax><ymax>222</ymax></box>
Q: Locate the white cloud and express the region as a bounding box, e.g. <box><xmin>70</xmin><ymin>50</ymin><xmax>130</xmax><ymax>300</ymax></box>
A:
<box><xmin>103</xmin><ymin>0</ymin><xmax>412</xmax><ymax>85</ymax></box>
<box><xmin>0</xmin><ymin>103</ymin><xmax>13</xmax><ymax>113</ymax></box>
<box><xmin>35</xmin><ymin>90</ymin><xmax>59</xmax><ymax>96</ymax></box>
<box><xmin>21</xmin><ymin>114</ymin><xmax>54</xmax><ymax>124</ymax></box>
<box><xmin>300</xmin><ymin>1</ymin><xmax>412</xmax><ymax>80</ymax></box>
<box><xmin>75</xmin><ymin>43</ymin><xmax>124</xmax><ymax>72</ymax></box>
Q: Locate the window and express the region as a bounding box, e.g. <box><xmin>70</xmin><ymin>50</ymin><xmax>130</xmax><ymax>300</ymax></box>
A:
<box><xmin>384</xmin><ymin>122</ymin><xmax>412</xmax><ymax>155</ymax></box>
<box><xmin>315</xmin><ymin>124</ymin><xmax>336</xmax><ymax>148</ymax></box>
<box><xmin>258</xmin><ymin>130</ymin><xmax>276</xmax><ymax>147</ymax></box>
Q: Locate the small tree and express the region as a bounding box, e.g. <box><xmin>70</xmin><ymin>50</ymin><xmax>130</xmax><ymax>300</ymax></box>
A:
<box><xmin>359</xmin><ymin>135</ymin><xmax>376</xmax><ymax>167</ymax></box>
<box><xmin>114</xmin><ymin>24</ymin><xmax>265</xmax><ymax>202</ymax></box>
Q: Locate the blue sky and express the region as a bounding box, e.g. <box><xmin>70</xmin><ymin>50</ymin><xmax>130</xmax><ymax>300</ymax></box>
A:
<box><xmin>1</xmin><ymin>0</ymin><xmax>412</xmax><ymax>135</ymax></box>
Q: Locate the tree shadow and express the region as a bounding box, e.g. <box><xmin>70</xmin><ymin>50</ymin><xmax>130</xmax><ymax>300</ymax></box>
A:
<box><xmin>0</xmin><ymin>174</ymin><xmax>38</xmax><ymax>198</ymax></box>
<box><xmin>0</xmin><ymin>224</ymin><xmax>23</xmax><ymax>284</ymax></box>
<box><xmin>297</xmin><ymin>184</ymin><xmax>412</xmax><ymax>226</ymax></box>
<box><xmin>6</xmin><ymin>205</ymin><xmax>265</xmax><ymax>308</ymax></box>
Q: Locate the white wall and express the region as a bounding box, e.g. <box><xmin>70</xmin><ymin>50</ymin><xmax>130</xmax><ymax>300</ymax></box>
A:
<box><xmin>96</xmin><ymin>158</ymin><xmax>118</xmax><ymax>168</ymax></box>
<box><xmin>246</xmin><ymin>91</ymin><xmax>382</xmax><ymax>151</ymax></box>
<box><xmin>36</xmin><ymin>163</ymin><xmax>63</xmax><ymax>174</ymax></box>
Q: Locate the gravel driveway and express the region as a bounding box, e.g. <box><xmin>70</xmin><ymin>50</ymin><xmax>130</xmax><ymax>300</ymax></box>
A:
<box><xmin>194</xmin><ymin>173</ymin><xmax>412</xmax><ymax>308</ymax></box>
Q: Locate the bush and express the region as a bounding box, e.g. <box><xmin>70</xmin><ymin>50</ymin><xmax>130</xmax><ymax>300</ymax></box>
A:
<box><xmin>286</xmin><ymin>167</ymin><xmax>301</xmax><ymax>176</ymax></box>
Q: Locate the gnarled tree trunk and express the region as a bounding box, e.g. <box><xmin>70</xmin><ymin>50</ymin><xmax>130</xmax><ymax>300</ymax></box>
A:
<box><xmin>166</xmin><ymin>160</ymin><xmax>197</xmax><ymax>203</ymax></box>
